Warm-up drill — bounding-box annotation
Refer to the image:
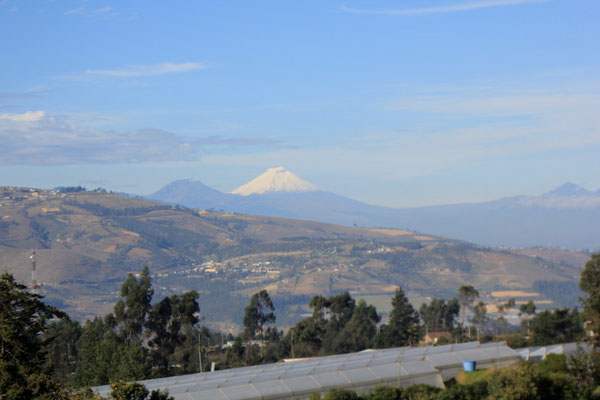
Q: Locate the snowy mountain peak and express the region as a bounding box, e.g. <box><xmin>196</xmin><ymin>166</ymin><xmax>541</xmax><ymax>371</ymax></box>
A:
<box><xmin>231</xmin><ymin>167</ymin><xmax>319</xmax><ymax>196</ymax></box>
<box><xmin>543</xmin><ymin>182</ymin><xmax>591</xmax><ymax>197</ymax></box>
<box><xmin>516</xmin><ymin>182</ymin><xmax>600</xmax><ymax>208</ymax></box>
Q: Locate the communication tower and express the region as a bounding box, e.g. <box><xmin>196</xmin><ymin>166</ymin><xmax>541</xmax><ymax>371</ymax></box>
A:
<box><xmin>30</xmin><ymin>250</ymin><xmax>39</xmax><ymax>291</ymax></box>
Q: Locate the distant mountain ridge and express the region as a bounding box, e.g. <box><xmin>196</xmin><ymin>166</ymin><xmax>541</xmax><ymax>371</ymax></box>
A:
<box><xmin>149</xmin><ymin>179</ymin><xmax>233</xmax><ymax>210</ymax></box>
<box><xmin>146</xmin><ymin>170</ymin><xmax>600</xmax><ymax>249</ymax></box>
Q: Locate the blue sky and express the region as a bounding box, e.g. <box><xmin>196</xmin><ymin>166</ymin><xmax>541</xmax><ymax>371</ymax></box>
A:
<box><xmin>1</xmin><ymin>0</ymin><xmax>598</xmax><ymax>207</ymax></box>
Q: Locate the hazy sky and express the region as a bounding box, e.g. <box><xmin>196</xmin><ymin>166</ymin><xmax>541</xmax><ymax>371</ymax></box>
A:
<box><xmin>1</xmin><ymin>0</ymin><xmax>598</xmax><ymax>207</ymax></box>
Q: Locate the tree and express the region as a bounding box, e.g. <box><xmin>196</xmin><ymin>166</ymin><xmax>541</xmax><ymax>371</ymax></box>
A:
<box><xmin>419</xmin><ymin>298</ymin><xmax>460</xmax><ymax>333</ymax></box>
<box><xmin>495</xmin><ymin>298</ymin><xmax>515</xmax><ymax>336</ymax></box>
<box><xmin>74</xmin><ymin>267</ymin><xmax>155</xmax><ymax>387</ymax></box>
<box><xmin>375</xmin><ymin>287</ymin><xmax>420</xmax><ymax>347</ymax></box>
<box><xmin>147</xmin><ymin>291</ymin><xmax>200</xmax><ymax>376</ymax></box>
<box><xmin>289</xmin><ymin>294</ymin><xmax>328</xmax><ymax>355</ymax></box>
<box><xmin>0</xmin><ymin>272</ymin><xmax>67</xmax><ymax>399</ymax></box>
<box><xmin>458</xmin><ymin>285</ymin><xmax>479</xmax><ymax>338</ymax></box>
<box><xmin>109</xmin><ymin>381</ymin><xmax>174</xmax><ymax>400</ymax></box>
<box><xmin>471</xmin><ymin>301</ymin><xmax>488</xmax><ymax>340</ymax></box>
<box><xmin>322</xmin><ymin>292</ymin><xmax>356</xmax><ymax>353</ymax></box>
<box><xmin>332</xmin><ymin>300</ymin><xmax>380</xmax><ymax>353</ymax></box>
<box><xmin>519</xmin><ymin>300</ymin><xmax>536</xmax><ymax>336</ymax></box>
<box><xmin>283</xmin><ymin>292</ymin><xmax>386</xmax><ymax>358</ymax></box>
<box><xmin>114</xmin><ymin>266</ymin><xmax>154</xmax><ymax>342</ymax></box>
<box><xmin>73</xmin><ymin>317</ymin><xmax>109</xmax><ymax>387</ymax></box>
<box><xmin>286</xmin><ymin>292</ymin><xmax>382</xmax><ymax>358</ymax></box>
<box><xmin>288</xmin><ymin>318</ymin><xmax>322</xmax><ymax>358</ymax></box>
<box><xmin>529</xmin><ymin>308</ymin><xmax>583</xmax><ymax>346</ymax></box>
<box><xmin>74</xmin><ymin>317</ymin><xmax>150</xmax><ymax>387</ymax></box>
<box><xmin>580</xmin><ymin>252</ymin><xmax>600</xmax><ymax>346</ymax></box>
<box><xmin>74</xmin><ymin>268</ymin><xmax>200</xmax><ymax>386</ymax></box>
<box><xmin>243</xmin><ymin>290</ymin><xmax>275</xmax><ymax>360</ymax></box>
<box><xmin>42</xmin><ymin>318</ymin><xmax>82</xmax><ymax>386</ymax></box>
<box><xmin>146</xmin><ymin>297</ymin><xmax>173</xmax><ymax>375</ymax></box>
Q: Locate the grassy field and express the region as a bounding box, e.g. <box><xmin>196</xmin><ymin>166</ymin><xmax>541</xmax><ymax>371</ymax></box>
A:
<box><xmin>455</xmin><ymin>367</ymin><xmax>497</xmax><ymax>385</ymax></box>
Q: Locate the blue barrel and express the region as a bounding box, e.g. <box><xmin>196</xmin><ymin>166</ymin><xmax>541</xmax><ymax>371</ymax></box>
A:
<box><xmin>463</xmin><ymin>361</ymin><xmax>477</xmax><ymax>372</ymax></box>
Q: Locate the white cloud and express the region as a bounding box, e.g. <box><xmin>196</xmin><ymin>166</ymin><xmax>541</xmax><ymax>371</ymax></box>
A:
<box><xmin>85</xmin><ymin>62</ymin><xmax>209</xmax><ymax>78</ymax></box>
<box><xmin>95</xmin><ymin>6</ymin><xmax>112</xmax><ymax>15</ymax></box>
<box><xmin>0</xmin><ymin>111</ymin><xmax>45</xmax><ymax>122</ymax></box>
<box><xmin>341</xmin><ymin>0</ymin><xmax>549</xmax><ymax>16</ymax></box>
<box><xmin>64</xmin><ymin>6</ymin><xmax>117</xmax><ymax>17</ymax></box>
<box><xmin>0</xmin><ymin>112</ymin><xmax>283</xmax><ymax>165</ymax></box>
<box><xmin>64</xmin><ymin>7</ymin><xmax>85</xmax><ymax>15</ymax></box>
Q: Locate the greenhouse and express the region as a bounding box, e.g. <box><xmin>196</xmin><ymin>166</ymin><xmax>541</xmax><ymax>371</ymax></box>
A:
<box><xmin>517</xmin><ymin>342</ymin><xmax>593</xmax><ymax>362</ymax></box>
<box><xmin>93</xmin><ymin>341</ymin><xmax>520</xmax><ymax>400</ymax></box>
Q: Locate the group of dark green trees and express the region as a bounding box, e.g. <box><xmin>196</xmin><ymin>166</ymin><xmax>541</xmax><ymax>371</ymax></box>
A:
<box><xmin>224</xmin><ymin>287</ymin><xmax>422</xmax><ymax>367</ymax></box>
<box><xmin>2</xmin><ymin>252</ymin><xmax>600</xmax><ymax>399</ymax></box>
<box><xmin>0</xmin><ymin>270</ymin><xmax>171</xmax><ymax>399</ymax></box>
<box><xmin>287</xmin><ymin>288</ymin><xmax>420</xmax><ymax>356</ymax></box>
<box><xmin>56</xmin><ymin>267</ymin><xmax>206</xmax><ymax>387</ymax></box>
<box><xmin>0</xmin><ymin>273</ymin><xmax>67</xmax><ymax>399</ymax></box>
<box><xmin>0</xmin><ymin>266</ymin><xmax>212</xmax><ymax>399</ymax></box>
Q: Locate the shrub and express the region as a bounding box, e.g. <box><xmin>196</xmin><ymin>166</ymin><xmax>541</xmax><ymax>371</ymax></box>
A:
<box><xmin>402</xmin><ymin>384</ymin><xmax>442</xmax><ymax>400</ymax></box>
<box><xmin>487</xmin><ymin>366</ymin><xmax>541</xmax><ymax>400</ymax></box>
<box><xmin>364</xmin><ymin>385</ymin><xmax>404</xmax><ymax>400</ymax></box>
<box><xmin>110</xmin><ymin>381</ymin><xmax>148</xmax><ymax>400</ymax></box>
<box><xmin>438</xmin><ymin>381</ymin><xmax>488</xmax><ymax>400</ymax></box>
<box><xmin>321</xmin><ymin>389</ymin><xmax>362</xmax><ymax>400</ymax></box>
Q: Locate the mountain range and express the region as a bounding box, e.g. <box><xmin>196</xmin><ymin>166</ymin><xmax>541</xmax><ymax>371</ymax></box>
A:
<box><xmin>146</xmin><ymin>168</ymin><xmax>600</xmax><ymax>250</ymax></box>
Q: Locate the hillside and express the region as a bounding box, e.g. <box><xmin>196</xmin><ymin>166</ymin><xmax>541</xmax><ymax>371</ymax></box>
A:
<box><xmin>0</xmin><ymin>186</ymin><xmax>586</xmax><ymax>329</ymax></box>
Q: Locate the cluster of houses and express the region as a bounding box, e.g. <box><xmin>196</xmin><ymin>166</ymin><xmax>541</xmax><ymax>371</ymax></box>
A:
<box><xmin>149</xmin><ymin>260</ymin><xmax>283</xmax><ymax>283</ymax></box>
<box><xmin>0</xmin><ymin>186</ymin><xmax>63</xmax><ymax>202</ymax></box>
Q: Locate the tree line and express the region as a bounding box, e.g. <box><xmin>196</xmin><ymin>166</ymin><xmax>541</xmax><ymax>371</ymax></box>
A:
<box><xmin>2</xmin><ymin>253</ymin><xmax>600</xmax><ymax>399</ymax></box>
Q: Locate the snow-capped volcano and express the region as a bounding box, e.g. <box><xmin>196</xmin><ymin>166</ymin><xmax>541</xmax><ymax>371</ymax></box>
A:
<box><xmin>231</xmin><ymin>167</ymin><xmax>319</xmax><ymax>196</ymax></box>
<box><xmin>514</xmin><ymin>182</ymin><xmax>600</xmax><ymax>208</ymax></box>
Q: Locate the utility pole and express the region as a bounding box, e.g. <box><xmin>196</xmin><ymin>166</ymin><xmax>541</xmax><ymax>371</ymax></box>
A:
<box><xmin>291</xmin><ymin>329</ymin><xmax>295</xmax><ymax>359</ymax></box>
<box><xmin>30</xmin><ymin>250</ymin><xmax>38</xmax><ymax>292</ymax></box>
<box><xmin>198</xmin><ymin>331</ymin><xmax>203</xmax><ymax>373</ymax></box>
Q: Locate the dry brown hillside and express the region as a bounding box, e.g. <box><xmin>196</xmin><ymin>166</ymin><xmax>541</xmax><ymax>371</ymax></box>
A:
<box><xmin>0</xmin><ymin>186</ymin><xmax>585</xmax><ymax>326</ymax></box>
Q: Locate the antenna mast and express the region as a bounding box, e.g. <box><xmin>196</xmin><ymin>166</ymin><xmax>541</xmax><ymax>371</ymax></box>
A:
<box><xmin>30</xmin><ymin>250</ymin><xmax>38</xmax><ymax>291</ymax></box>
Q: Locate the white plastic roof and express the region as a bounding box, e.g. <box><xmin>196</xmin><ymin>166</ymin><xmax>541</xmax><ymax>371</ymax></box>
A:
<box><xmin>516</xmin><ymin>342</ymin><xmax>593</xmax><ymax>362</ymax></box>
<box><xmin>93</xmin><ymin>341</ymin><xmax>519</xmax><ymax>400</ymax></box>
